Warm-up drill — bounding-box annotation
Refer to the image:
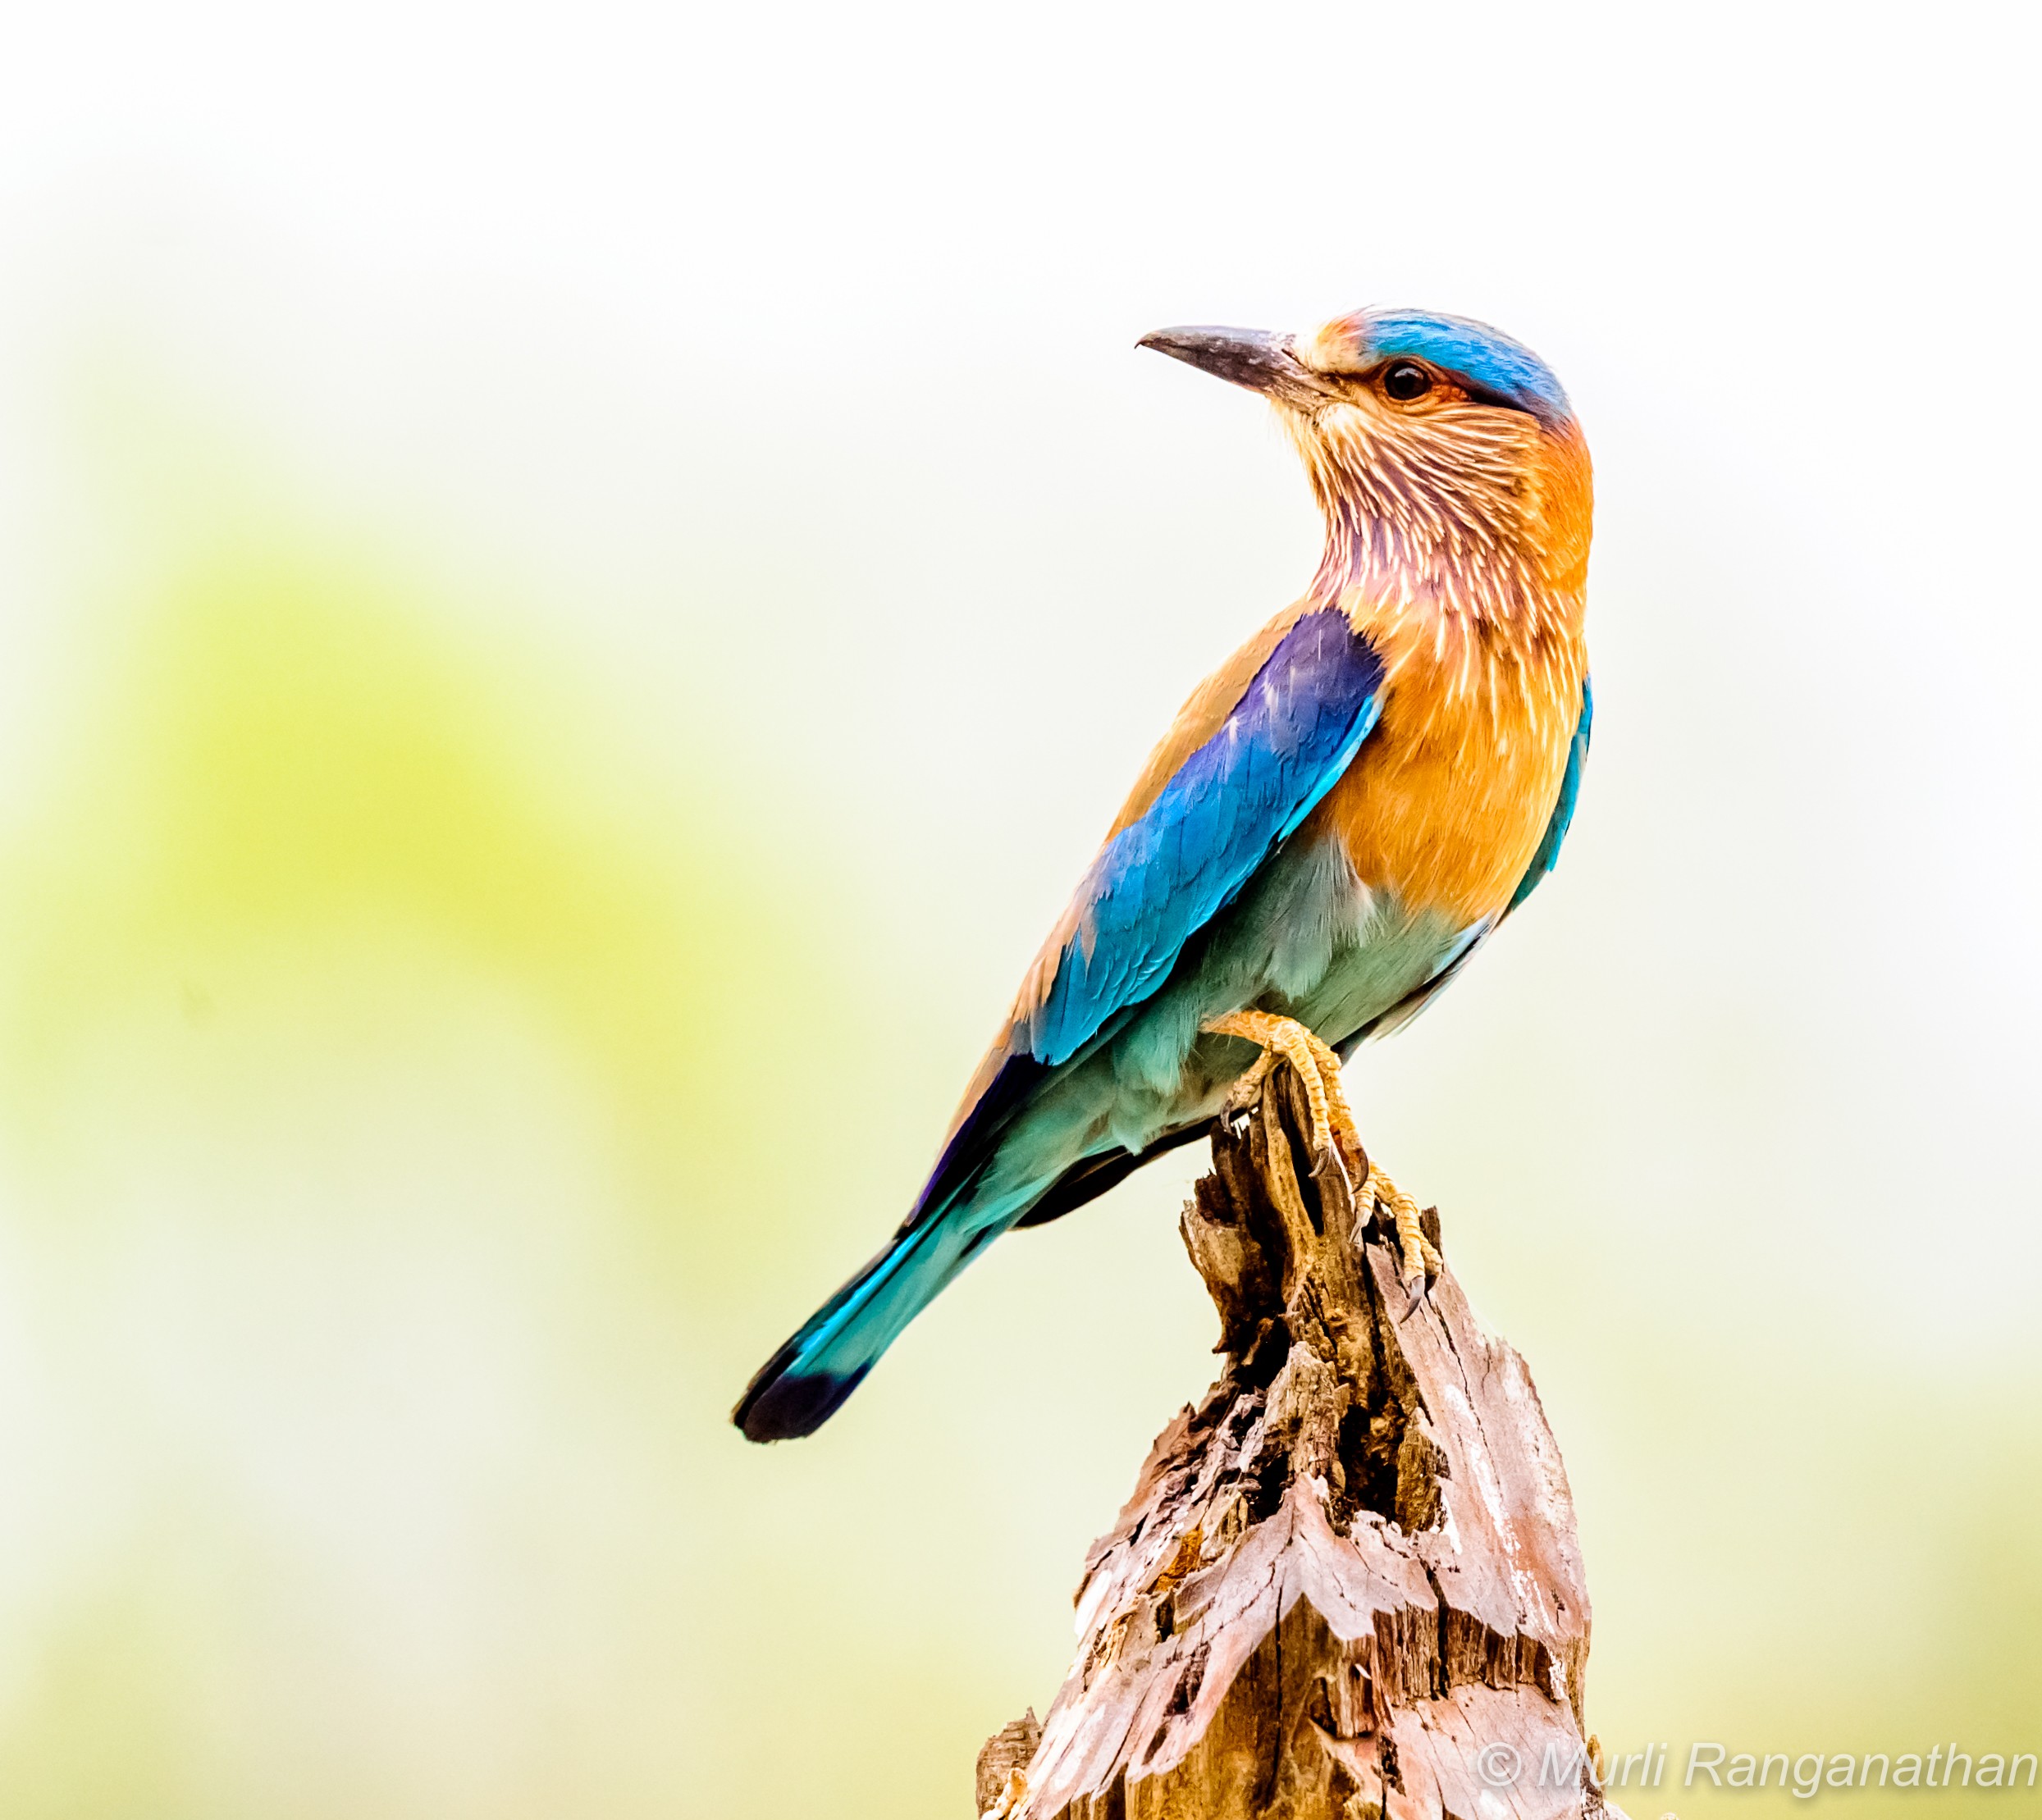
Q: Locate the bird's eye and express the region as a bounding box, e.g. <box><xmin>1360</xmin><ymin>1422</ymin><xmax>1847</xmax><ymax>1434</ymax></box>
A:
<box><xmin>1382</xmin><ymin>362</ymin><xmax>1433</xmax><ymax>403</ymax></box>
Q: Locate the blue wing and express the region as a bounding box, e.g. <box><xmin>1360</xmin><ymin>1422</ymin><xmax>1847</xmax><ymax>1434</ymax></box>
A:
<box><xmin>1021</xmin><ymin>607</ymin><xmax>1386</xmax><ymax>1066</ymax></box>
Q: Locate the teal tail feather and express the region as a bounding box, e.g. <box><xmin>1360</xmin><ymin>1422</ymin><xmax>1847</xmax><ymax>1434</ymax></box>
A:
<box><xmin>732</xmin><ymin>1212</ymin><xmax>999</xmax><ymax>1442</ymax></box>
<box><xmin>734</xmin><ymin>1053</ymin><xmax>1205</xmax><ymax>1442</ymax></box>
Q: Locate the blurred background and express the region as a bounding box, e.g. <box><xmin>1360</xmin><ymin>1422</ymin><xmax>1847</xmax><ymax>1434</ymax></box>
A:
<box><xmin>0</xmin><ymin>2</ymin><xmax>2037</xmax><ymax>1814</ymax></box>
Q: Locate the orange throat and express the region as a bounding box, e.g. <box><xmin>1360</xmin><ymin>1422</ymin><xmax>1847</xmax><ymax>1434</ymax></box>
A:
<box><xmin>1296</xmin><ymin>413</ymin><xmax>1593</xmax><ymax>926</ymax></box>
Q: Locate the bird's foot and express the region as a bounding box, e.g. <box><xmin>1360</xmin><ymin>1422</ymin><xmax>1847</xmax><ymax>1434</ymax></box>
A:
<box><xmin>1217</xmin><ymin>1046</ymin><xmax>1278</xmax><ymax>1123</ymax></box>
<box><xmin>1203</xmin><ymin>1009</ymin><xmax>1441</xmax><ymax>1305</ymax></box>
<box><xmin>1364</xmin><ymin>1161</ymin><xmax>1444</xmax><ymax>1315</ymax></box>
<box><xmin>1202</xmin><ymin>1010</ymin><xmax>1365</xmax><ymax>1193</ymax></box>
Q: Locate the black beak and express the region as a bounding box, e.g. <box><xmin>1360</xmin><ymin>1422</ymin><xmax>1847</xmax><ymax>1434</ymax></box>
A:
<box><xmin>1136</xmin><ymin>326</ymin><xmax>1318</xmax><ymax>403</ymax></box>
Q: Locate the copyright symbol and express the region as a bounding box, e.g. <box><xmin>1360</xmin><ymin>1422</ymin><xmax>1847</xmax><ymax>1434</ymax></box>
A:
<box><xmin>1476</xmin><ymin>1742</ymin><xmax>1523</xmax><ymax>1788</ymax></box>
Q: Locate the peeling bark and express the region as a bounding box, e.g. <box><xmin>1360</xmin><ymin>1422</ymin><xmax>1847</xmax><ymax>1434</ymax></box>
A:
<box><xmin>979</xmin><ymin>1062</ymin><xmax>1622</xmax><ymax>1820</ymax></box>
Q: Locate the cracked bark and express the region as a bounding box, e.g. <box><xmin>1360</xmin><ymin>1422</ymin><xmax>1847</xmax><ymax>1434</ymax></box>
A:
<box><xmin>977</xmin><ymin>1059</ymin><xmax>1624</xmax><ymax>1820</ymax></box>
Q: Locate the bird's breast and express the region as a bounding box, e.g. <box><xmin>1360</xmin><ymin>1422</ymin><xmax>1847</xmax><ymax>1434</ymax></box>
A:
<box><xmin>1318</xmin><ymin>607</ymin><xmax>1586</xmax><ymax>928</ymax></box>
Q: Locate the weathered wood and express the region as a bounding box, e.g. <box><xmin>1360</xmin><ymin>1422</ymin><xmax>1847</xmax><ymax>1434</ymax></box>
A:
<box><xmin>980</xmin><ymin>1062</ymin><xmax>1621</xmax><ymax>1820</ymax></box>
<box><xmin>980</xmin><ymin>1711</ymin><xmax>1046</xmax><ymax>1818</ymax></box>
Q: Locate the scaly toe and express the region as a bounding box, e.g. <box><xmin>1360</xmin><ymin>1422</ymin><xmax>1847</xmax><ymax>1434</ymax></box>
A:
<box><xmin>1219</xmin><ymin>1049</ymin><xmax>1277</xmax><ymax>1122</ymax></box>
<box><xmin>1369</xmin><ymin>1164</ymin><xmax>1441</xmax><ymax>1284</ymax></box>
<box><xmin>1203</xmin><ymin>1010</ymin><xmax>1345</xmax><ymax>1182</ymax></box>
<box><xmin>1298</xmin><ymin>1028</ymin><xmax>1368</xmax><ymax>1184</ymax></box>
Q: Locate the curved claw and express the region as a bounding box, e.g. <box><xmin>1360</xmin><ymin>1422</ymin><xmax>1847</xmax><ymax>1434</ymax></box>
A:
<box><xmin>1204</xmin><ymin>1010</ymin><xmax>1363</xmax><ymax>1182</ymax></box>
<box><xmin>1398</xmin><ymin>1270</ymin><xmax>1436</xmax><ymax>1322</ymax></box>
<box><xmin>1219</xmin><ymin>1049</ymin><xmax>1277</xmax><ymax>1124</ymax></box>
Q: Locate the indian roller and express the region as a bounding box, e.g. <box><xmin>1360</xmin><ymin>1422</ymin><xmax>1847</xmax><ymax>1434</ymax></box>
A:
<box><xmin>735</xmin><ymin>307</ymin><xmax>1593</xmax><ymax>1443</ymax></box>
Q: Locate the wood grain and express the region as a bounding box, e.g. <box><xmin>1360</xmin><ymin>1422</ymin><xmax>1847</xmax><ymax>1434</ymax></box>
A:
<box><xmin>980</xmin><ymin>1064</ymin><xmax>1624</xmax><ymax>1820</ymax></box>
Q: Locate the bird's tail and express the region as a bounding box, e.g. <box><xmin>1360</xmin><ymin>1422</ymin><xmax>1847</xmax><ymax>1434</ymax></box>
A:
<box><xmin>732</xmin><ymin>1212</ymin><xmax>995</xmax><ymax>1442</ymax></box>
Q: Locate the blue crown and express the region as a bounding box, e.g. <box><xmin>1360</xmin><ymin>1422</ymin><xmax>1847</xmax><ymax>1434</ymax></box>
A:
<box><xmin>1354</xmin><ymin>310</ymin><xmax>1571</xmax><ymax>422</ymax></box>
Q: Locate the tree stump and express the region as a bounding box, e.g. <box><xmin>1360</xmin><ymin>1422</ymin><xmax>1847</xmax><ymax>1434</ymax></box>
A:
<box><xmin>978</xmin><ymin>1058</ymin><xmax>1620</xmax><ymax>1820</ymax></box>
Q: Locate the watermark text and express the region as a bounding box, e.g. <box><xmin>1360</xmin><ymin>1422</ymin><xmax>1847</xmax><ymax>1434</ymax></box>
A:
<box><xmin>1471</xmin><ymin>1740</ymin><xmax>2038</xmax><ymax>1799</ymax></box>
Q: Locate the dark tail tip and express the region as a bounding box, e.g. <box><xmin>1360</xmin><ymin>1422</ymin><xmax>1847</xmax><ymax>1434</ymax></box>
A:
<box><xmin>731</xmin><ymin>1358</ymin><xmax>872</xmax><ymax>1443</ymax></box>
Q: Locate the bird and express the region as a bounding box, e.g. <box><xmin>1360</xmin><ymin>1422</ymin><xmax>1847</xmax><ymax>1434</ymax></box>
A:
<box><xmin>734</xmin><ymin>306</ymin><xmax>1592</xmax><ymax>1443</ymax></box>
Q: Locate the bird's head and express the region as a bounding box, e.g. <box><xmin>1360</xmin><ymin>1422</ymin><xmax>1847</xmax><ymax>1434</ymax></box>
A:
<box><xmin>1140</xmin><ymin>307</ymin><xmax>1592</xmax><ymax>621</ymax></box>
